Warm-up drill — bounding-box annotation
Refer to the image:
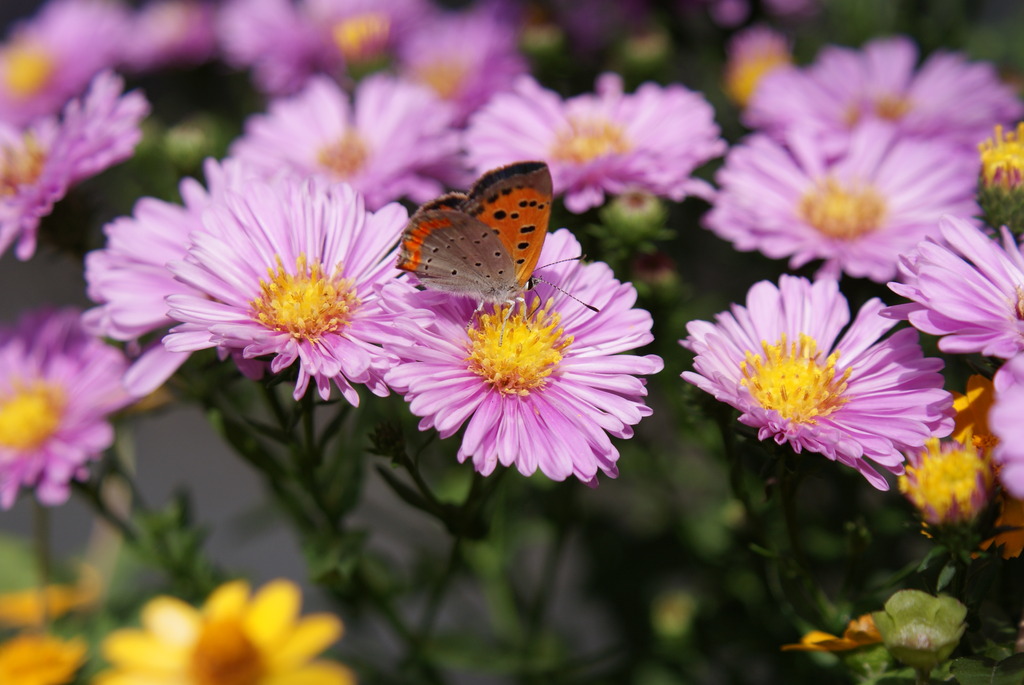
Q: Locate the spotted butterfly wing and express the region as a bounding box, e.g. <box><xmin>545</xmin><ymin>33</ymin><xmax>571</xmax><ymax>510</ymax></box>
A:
<box><xmin>397</xmin><ymin>161</ymin><xmax>553</xmax><ymax>305</ymax></box>
<box><xmin>461</xmin><ymin>161</ymin><xmax>552</xmax><ymax>290</ymax></box>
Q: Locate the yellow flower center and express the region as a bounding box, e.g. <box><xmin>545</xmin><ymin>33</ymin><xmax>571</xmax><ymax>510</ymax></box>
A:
<box><xmin>414</xmin><ymin>58</ymin><xmax>469</xmax><ymax>100</ymax></box>
<box><xmin>0</xmin><ymin>382</ymin><xmax>65</xmax><ymax>451</ymax></box>
<box><xmin>724</xmin><ymin>37</ymin><xmax>791</xmax><ymax>107</ymax></box>
<box><xmin>551</xmin><ymin>116</ymin><xmax>631</xmax><ymax>164</ymax></box>
<box><xmin>250</xmin><ymin>254</ymin><xmax>360</xmax><ymax>343</ymax></box>
<box><xmin>190</xmin><ymin>618</ymin><xmax>265</xmax><ymax>685</ymax></box>
<box><xmin>0</xmin><ymin>633</ymin><xmax>86</xmax><ymax>685</ymax></box>
<box><xmin>799</xmin><ymin>177</ymin><xmax>887</xmax><ymax>240</ymax></box>
<box><xmin>0</xmin><ymin>135</ymin><xmax>46</xmax><ymax>198</ymax></box>
<box><xmin>873</xmin><ymin>93</ymin><xmax>911</xmax><ymax>121</ymax></box>
<box><xmin>980</xmin><ymin>122</ymin><xmax>1024</xmax><ymax>190</ymax></box>
<box><xmin>740</xmin><ymin>333</ymin><xmax>851</xmax><ymax>424</ymax></box>
<box><xmin>2</xmin><ymin>42</ymin><xmax>54</xmax><ymax>98</ymax></box>
<box><xmin>899</xmin><ymin>438</ymin><xmax>995</xmax><ymax>524</ymax></box>
<box><xmin>466</xmin><ymin>299</ymin><xmax>572</xmax><ymax>396</ymax></box>
<box><xmin>332</xmin><ymin>12</ymin><xmax>391</xmax><ymax>63</ymax></box>
<box><xmin>317</xmin><ymin>130</ymin><xmax>368</xmax><ymax>180</ymax></box>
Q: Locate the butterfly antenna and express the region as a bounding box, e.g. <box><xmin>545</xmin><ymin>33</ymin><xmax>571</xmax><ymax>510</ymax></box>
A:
<box><xmin>530</xmin><ymin>273</ymin><xmax>600</xmax><ymax>312</ymax></box>
<box><xmin>534</xmin><ymin>254</ymin><xmax>589</xmax><ymax>271</ymax></box>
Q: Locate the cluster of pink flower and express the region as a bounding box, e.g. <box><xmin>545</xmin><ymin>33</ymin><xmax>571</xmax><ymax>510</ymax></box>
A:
<box><xmin>686</xmin><ymin>31</ymin><xmax>1024</xmax><ymax>497</ymax></box>
<box><xmin>4</xmin><ymin>0</ymin><xmax>745</xmax><ymax>506</ymax></box>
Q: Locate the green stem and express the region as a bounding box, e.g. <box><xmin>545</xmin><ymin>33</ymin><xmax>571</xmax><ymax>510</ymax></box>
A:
<box><xmin>33</xmin><ymin>501</ymin><xmax>51</xmax><ymax>631</ymax></box>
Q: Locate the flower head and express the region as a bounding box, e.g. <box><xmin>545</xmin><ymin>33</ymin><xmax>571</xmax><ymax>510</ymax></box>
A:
<box><xmin>977</xmin><ymin>122</ymin><xmax>1024</xmax><ymax>234</ymax></box>
<box><xmin>95</xmin><ymin>578</ymin><xmax>354</xmax><ymax>685</ymax></box>
<box><xmin>0</xmin><ymin>0</ymin><xmax>130</xmax><ymax>125</ymax></box>
<box><xmin>0</xmin><ymin>308</ymin><xmax>132</xmax><ymax>509</ymax></box>
<box><xmin>465</xmin><ymin>73</ymin><xmax>725</xmax><ymax>213</ymax></box>
<box><xmin>0</xmin><ymin>632</ymin><xmax>86</xmax><ymax>685</ymax></box>
<box><xmin>682</xmin><ymin>275</ymin><xmax>953</xmax><ymax>490</ymax></box>
<box><xmin>397</xmin><ymin>3</ymin><xmax>528</xmax><ymax>125</ymax></box>
<box><xmin>0</xmin><ymin>70</ymin><xmax>149</xmax><ymax>260</ymax></box>
<box><xmin>899</xmin><ymin>438</ymin><xmax>995</xmax><ymax>526</ymax></box>
<box><xmin>746</xmin><ymin>36</ymin><xmax>1022</xmax><ymax>154</ymax></box>
<box><xmin>0</xmin><ymin>564</ymin><xmax>99</xmax><ymax>628</ymax></box>
<box><xmin>705</xmin><ymin>123</ymin><xmax>979</xmax><ymax>282</ymax></box>
<box><xmin>724</xmin><ymin>26</ymin><xmax>792</xmax><ymax>108</ymax></box>
<box><xmin>163</xmin><ymin>175</ymin><xmax>415</xmax><ymax>403</ymax></box>
<box><xmin>781</xmin><ymin>613</ymin><xmax>882</xmax><ymax>652</ymax></box>
<box><xmin>119</xmin><ymin>0</ymin><xmax>217</xmax><ymax>73</ymax></box>
<box><xmin>84</xmin><ymin>158</ymin><xmax>259</xmax><ymax>396</ymax></box>
<box><xmin>217</xmin><ymin>0</ymin><xmax>427</xmax><ymax>95</ymax></box>
<box><xmin>383</xmin><ymin>229</ymin><xmax>663</xmax><ymax>484</ymax></box>
<box><xmin>887</xmin><ymin>215</ymin><xmax>1024</xmax><ymax>359</ymax></box>
<box><xmin>230</xmin><ymin>74</ymin><xmax>461</xmax><ymax>210</ymax></box>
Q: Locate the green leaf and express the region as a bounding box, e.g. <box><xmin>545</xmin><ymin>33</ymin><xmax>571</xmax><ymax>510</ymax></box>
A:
<box><xmin>937</xmin><ymin>561</ymin><xmax>957</xmax><ymax>591</ymax></box>
<box><xmin>952</xmin><ymin>654</ymin><xmax>1024</xmax><ymax>685</ymax></box>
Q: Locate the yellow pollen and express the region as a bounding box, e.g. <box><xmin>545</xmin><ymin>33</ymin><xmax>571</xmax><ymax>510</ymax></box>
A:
<box><xmin>465</xmin><ymin>299</ymin><xmax>572</xmax><ymax>396</ymax></box>
<box><xmin>0</xmin><ymin>381</ymin><xmax>65</xmax><ymax>451</ymax></box>
<box><xmin>740</xmin><ymin>333</ymin><xmax>850</xmax><ymax>424</ymax></box>
<box><xmin>332</xmin><ymin>12</ymin><xmax>391</xmax><ymax>63</ymax></box>
<box><xmin>250</xmin><ymin>254</ymin><xmax>359</xmax><ymax>343</ymax></box>
<box><xmin>318</xmin><ymin>130</ymin><xmax>368</xmax><ymax>180</ymax></box>
<box><xmin>799</xmin><ymin>176</ymin><xmax>888</xmax><ymax>240</ymax></box>
<box><xmin>2</xmin><ymin>42</ymin><xmax>54</xmax><ymax>98</ymax></box>
<box><xmin>724</xmin><ymin>36</ymin><xmax>791</xmax><ymax>107</ymax></box>
<box><xmin>189</xmin><ymin>618</ymin><xmax>265</xmax><ymax>685</ymax></box>
<box><xmin>551</xmin><ymin>116</ymin><xmax>631</xmax><ymax>164</ymax></box>
<box><xmin>0</xmin><ymin>135</ymin><xmax>45</xmax><ymax>198</ymax></box>
<box><xmin>415</xmin><ymin>59</ymin><xmax>469</xmax><ymax>100</ymax></box>
<box><xmin>980</xmin><ymin>122</ymin><xmax>1024</xmax><ymax>190</ymax></box>
<box><xmin>873</xmin><ymin>93</ymin><xmax>911</xmax><ymax>121</ymax></box>
<box><xmin>899</xmin><ymin>438</ymin><xmax>995</xmax><ymax>525</ymax></box>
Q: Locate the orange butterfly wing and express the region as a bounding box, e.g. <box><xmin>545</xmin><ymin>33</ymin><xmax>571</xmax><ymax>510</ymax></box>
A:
<box><xmin>462</xmin><ymin>162</ymin><xmax>553</xmax><ymax>289</ymax></box>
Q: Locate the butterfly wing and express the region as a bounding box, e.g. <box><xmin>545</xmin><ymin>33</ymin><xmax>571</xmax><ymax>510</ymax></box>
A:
<box><xmin>398</xmin><ymin>208</ymin><xmax>518</xmax><ymax>301</ymax></box>
<box><xmin>462</xmin><ymin>161</ymin><xmax>553</xmax><ymax>289</ymax></box>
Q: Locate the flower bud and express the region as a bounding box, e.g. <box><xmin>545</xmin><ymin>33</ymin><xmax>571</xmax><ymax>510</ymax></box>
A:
<box><xmin>872</xmin><ymin>590</ymin><xmax>966</xmax><ymax>672</ymax></box>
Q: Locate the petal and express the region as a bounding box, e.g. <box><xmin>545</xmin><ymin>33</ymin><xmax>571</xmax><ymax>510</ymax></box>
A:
<box><xmin>244</xmin><ymin>579</ymin><xmax>301</xmax><ymax>649</ymax></box>
<box><xmin>268</xmin><ymin>614</ymin><xmax>343</xmax><ymax>671</ymax></box>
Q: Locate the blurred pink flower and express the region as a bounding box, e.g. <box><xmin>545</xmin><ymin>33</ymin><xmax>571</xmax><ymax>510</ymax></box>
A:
<box><xmin>0</xmin><ymin>308</ymin><xmax>132</xmax><ymax>509</ymax></box>
<box><xmin>0</xmin><ymin>71</ymin><xmax>149</xmax><ymax>260</ymax></box>
<box><xmin>746</xmin><ymin>36</ymin><xmax>1022</xmax><ymax>153</ymax></box>
<box><xmin>0</xmin><ymin>0</ymin><xmax>130</xmax><ymax>125</ymax></box>
<box><xmin>119</xmin><ymin>0</ymin><xmax>217</xmax><ymax>72</ymax></box>
<box><xmin>466</xmin><ymin>73</ymin><xmax>725</xmax><ymax>213</ymax></box>
<box><xmin>230</xmin><ymin>73</ymin><xmax>461</xmax><ymax>209</ymax></box>
<box><xmin>704</xmin><ymin>123</ymin><xmax>978</xmax><ymax>282</ymax></box>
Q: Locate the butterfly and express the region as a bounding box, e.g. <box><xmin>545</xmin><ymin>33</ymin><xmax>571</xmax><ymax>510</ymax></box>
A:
<box><xmin>397</xmin><ymin>161</ymin><xmax>553</xmax><ymax>310</ymax></box>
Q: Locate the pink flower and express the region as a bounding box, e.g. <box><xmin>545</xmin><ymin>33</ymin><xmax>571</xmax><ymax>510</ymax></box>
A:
<box><xmin>0</xmin><ymin>0</ymin><xmax>130</xmax><ymax>125</ymax></box>
<box><xmin>992</xmin><ymin>355</ymin><xmax>1024</xmax><ymax>499</ymax></box>
<box><xmin>383</xmin><ymin>229</ymin><xmax>663</xmax><ymax>484</ymax></box>
<box><xmin>217</xmin><ymin>0</ymin><xmax>428</xmax><ymax>95</ymax></box>
<box><xmin>704</xmin><ymin>123</ymin><xmax>979</xmax><ymax>282</ymax></box>
<box><xmin>0</xmin><ymin>70</ymin><xmax>149</xmax><ymax>260</ymax></box>
<box><xmin>746</xmin><ymin>36</ymin><xmax>1022</xmax><ymax>153</ymax></box>
<box><xmin>0</xmin><ymin>308</ymin><xmax>132</xmax><ymax>509</ymax></box>
<box><xmin>230</xmin><ymin>74</ymin><xmax>461</xmax><ymax>210</ymax></box>
<box><xmin>887</xmin><ymin>215</ymin><xmax>1024</xmax><ymax>359</ymax></box>
<box><xmin>465</xmin><ymin>73</ymin><xmax>725</xmax><ymax>213</ymax></box>
<box><xmin>83</xmin><ymin>158</ymin><xmax>258</xmax><ymax>396</ymax></box>
<box><xmin>164</xmin><ymin>175</ymin><xmax>416</xmax><ymax>403</ymax></box>
<box><xmin>682</xmin><ymin>275</ymin><xmax>953</xmax><ymax>490</ymax></box>
<box><xmin>397</xmin><ymin>3</ymin><xmax>528</xmax><ymax>125</ymax></box>
<box><xmin>119</xmin><ymin>0</ymin><xmax>217</xmax><ymax>73</ymax></box>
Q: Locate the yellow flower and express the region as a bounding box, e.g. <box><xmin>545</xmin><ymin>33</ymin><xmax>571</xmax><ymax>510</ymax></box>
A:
<box><xmin>0</xmin><ymin>632</ymin><xmax>87</xmax><ymax>685</ymax></box>
<box><xmin>899</xmin><ymin>438</ymin><xmax>996</xmax><ymax>526</ymax></box>
<box><xmin>952</xmin><ymin>375</ymin><xmax>996</xmax><ymax>450</ymax></box>
<box><xmin>981</xmin><ymin>493</ymin><xmax>1024</xmax><ymax>559</ymax></box>
<box><xmin>0</xmin><ymin>565</ymin><xmax>100</xmax><ymax>628</ymax></box>
<box><xmin>94</xmin><ymin>579</ymin><xmax>354</xmax><ymax>685</ymax></box>
<box><xmin>781</xmin><ymin>613</ymin><xmax>882</xmax><ymax>652</ymax></box>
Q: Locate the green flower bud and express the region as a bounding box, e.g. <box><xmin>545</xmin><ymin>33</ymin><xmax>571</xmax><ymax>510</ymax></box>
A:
<box><xmin>872</xmin><ymin>589</ymin><xmax>966</xmax><ymax>673</ymax></box>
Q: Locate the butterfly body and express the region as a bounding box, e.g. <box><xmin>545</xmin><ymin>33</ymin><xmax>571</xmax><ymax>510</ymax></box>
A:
<box><xmin>397</xmin><ymin>161</ymin><xmax>552</xmax><ymax>307</ymax></box>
